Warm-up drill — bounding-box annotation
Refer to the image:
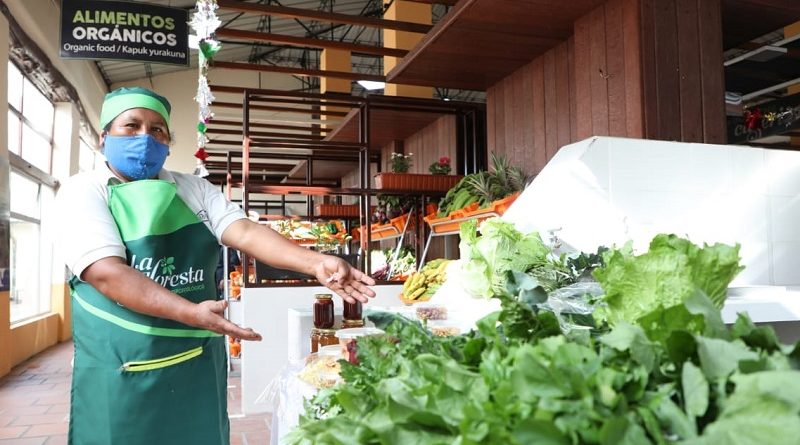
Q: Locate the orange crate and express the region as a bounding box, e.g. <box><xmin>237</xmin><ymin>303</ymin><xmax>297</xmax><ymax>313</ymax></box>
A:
<box><xmin>425</xmin><ymin>211</ymin><xmax>464</xmax><ymax>234</ymax></box>
<box><xmin>371</xmin><ymin>223</ymin><xmax>398</xmax><ymax>239</ymax></box>
<box><xmin>389</xmin><ymin>213</ymin><xmax>416</xmax><ymax>232</ymax></box>
<box><xmin>463</xmin><ymin>193</ymin><xmax>520</xmax><ymax>218</ymax></box>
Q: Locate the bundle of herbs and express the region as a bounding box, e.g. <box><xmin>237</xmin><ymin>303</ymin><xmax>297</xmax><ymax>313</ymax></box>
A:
<box><xmin>286</xmin><ymin>221</ymin><xmax>800</xmax><ymax>445</ymax></box>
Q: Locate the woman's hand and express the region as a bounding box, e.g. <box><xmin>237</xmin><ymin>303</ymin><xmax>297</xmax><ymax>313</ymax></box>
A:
<box><xmin>313</xmin><ymin>255</ymin><xmax>376</xmax><ymax>303</ymax></box>
<box><xmin>189</xmin><ymin>300</ymin><xmax>262</xmax><ymax>341</ymax></box>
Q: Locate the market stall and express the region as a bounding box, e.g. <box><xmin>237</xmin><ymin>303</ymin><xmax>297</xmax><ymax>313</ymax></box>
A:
<box><xmin>263</xmin><ymin>136</ymin><xmax>800</xmax><ymax>444</ymax></box>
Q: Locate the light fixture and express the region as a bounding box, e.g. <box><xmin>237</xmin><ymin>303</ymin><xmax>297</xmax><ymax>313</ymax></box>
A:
<box><xmin>357</xmin><ymin>80</ymin><xmax>385</xmax><ymax>90</ymax></box>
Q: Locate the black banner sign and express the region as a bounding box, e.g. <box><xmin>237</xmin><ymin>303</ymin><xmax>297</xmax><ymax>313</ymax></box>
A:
<box><xmin>60</xmin><ymin>0</ymin><xmax>189</xmax><ymax>66</ymax></box>
<box><xmin>727</xmin><ymin>93</ymin><xmax>800</xmax><ymax>144</ymax></box>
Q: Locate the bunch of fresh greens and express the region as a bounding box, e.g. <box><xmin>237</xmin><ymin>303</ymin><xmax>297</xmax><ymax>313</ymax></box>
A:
<box><xmin>288</xmin><ymin>294</ymin><xmax>800</xmax><ymax>445</ymax></box>
<box><xmin>458</xmin><ymin>218</ymin><xmax>556</xmax><ymax>298</ymax></box>
<box><xmin>286</xmin><ymin>228</ymin><xmax>800</xmax><ymax>445</ymax></box>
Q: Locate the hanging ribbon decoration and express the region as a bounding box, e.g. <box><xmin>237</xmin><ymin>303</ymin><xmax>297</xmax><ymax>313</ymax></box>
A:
<box><xmin>190</xmin><ymin>0</ymin><xmax>221</xmax><ymax>178</ymax></box>
<box><xmin>744</xmin><ymin>107</ymin><xmax>763</xmax><ymax>131</ymax></box>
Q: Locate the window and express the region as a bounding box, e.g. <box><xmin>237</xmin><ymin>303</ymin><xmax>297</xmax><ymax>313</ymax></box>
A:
<box><xmin>79</xmin><ymin>138</ymin><xmax>99</xmax><ymax>172</ymax></box>
<box><xmin>7</xmin><ymin>62</ymin><xmax>57</xmax><ymax>323</ymax></box>
<box><xmin>7</xmin><ymin>61</ymin><xmax>55</xmax><ymax>174</ymax></box>
<box><xmin>9</xmin><ymin>170</ymin><xmax>55</xmax><ymax>323</ymax></box>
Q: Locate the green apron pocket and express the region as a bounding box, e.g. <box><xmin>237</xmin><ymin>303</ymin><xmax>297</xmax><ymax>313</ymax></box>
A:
<box><xmin>121</xmin><ymin>346</ymin><xmax>203</xmax><ymax>372</ymax></box>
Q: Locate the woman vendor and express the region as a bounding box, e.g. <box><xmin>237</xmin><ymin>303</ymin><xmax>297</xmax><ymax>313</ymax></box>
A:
<box><xmin>55</xmin><ymin>87</ymin><xmax>375</xmax><ymax>444</ymax></box>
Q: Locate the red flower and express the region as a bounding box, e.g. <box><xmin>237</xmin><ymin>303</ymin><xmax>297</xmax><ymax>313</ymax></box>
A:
<box><xmin>438</xmin><ymin>156</ymin><xmax>450</xmax><ymax>165</ymax></box>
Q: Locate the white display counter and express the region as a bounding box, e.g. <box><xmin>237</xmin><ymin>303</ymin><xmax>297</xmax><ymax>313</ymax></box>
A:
<box><xmin>240</xmin><ymin>284</ymin><xmax>402</xmax><ymax>414</ymax></box>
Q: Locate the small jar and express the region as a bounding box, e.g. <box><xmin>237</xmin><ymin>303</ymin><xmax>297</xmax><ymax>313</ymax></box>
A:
<box><xmin>310</xmin><ymin>328</ymin><xmax>321</xmax><ymax>353</ymax></box>
<box><xmin>317</xmin><ymin>328</ymin><xmax>339</xmax><ymax>347</ymax></box>
<box><xmin>313</xmin><ymin>294</ymin><xmax>334</xmax><ymax>329</ymax></box>
<box><xmin>343</xmin><ymin>300</ymin><xmax>363</xmax><ymax>322</ymax></box>
<box><xmin>310</xmin><ymin>328</ymin><xmax>339</xmax><ymax>353</ymax></box>
<box><xmin>342</xmin><ymin>319</ymin><xmax>365</xmax><ymax>329</ymax></box>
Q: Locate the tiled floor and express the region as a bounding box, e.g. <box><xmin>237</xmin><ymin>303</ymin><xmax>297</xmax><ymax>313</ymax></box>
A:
<box><xmin>0</xmin><ymin>342</ymin><xmax>271</xmax><ymax>444</ymax></box>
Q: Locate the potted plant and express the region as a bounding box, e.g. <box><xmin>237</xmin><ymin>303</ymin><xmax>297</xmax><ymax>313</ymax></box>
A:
<box><xmin>429</xmin><ymin>156</ymin><xmax>452</xmax><ymax>175</ymax></box>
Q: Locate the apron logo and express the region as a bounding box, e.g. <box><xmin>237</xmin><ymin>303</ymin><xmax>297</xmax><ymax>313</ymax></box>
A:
<box><xmin>160</xmin><ymin>256</ymin><xmax>176</xmax><ymax>275</ymax></box>
<box><xmin>130</xmin><ymin>254</ymin><xmax>205</xmax><ymax>289</ymax></box>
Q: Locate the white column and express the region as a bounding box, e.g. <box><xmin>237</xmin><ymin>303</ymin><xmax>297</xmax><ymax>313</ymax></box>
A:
<box><xmin>52</xmin><ymin>102</ymin><xmax>80</xmax><ymax>181</ymax></box>
<box><xmin>0</xmin><ymin>12</ymin><xmax>13</xmax><ymax>376</ymax></box>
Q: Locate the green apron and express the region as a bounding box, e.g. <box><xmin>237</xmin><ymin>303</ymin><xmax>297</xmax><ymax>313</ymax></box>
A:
<box><xmin>69</xmin><ymin>179</ymin><xmax>229</xmax><ymax>445</ymax></box>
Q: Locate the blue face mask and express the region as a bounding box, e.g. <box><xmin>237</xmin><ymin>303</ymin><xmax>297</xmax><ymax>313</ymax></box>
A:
<box><xmin>103</xmin><ymin>134</ymin><xmax>169</xmax><ymax>181</ymax></box>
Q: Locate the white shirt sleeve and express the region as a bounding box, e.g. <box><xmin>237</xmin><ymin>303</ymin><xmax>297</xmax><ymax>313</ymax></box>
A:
<box><xmin>195</xmin><ymin>176</ymin><xmax>247</xmax><ymax>241</ymax></box>
<box><xmin>54</xmin><ymin>173</ymin><xmax>127</xmax><ymax>279</ymax></box>
<box><xmin>164</xmin><ymin>171</ymin><xmax>247</xmax><ymax>241</ymax></box>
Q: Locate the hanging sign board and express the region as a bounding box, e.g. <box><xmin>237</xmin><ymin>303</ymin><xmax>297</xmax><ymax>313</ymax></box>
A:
<box><xmin>59</xmin><ymin>0</ymin><xmax>189</xmax><ymax>66</ymax></box>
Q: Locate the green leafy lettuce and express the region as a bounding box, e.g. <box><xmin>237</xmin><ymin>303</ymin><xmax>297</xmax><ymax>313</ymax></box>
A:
<box><xmin>459</xmin><ymin>218</ymin><xmax>550</xmax><ymax>298</ymax></box>
<box><xmin>593</xmin><ymin>234</ymin><xmax>744</xmax><ymax>325</ymax></box>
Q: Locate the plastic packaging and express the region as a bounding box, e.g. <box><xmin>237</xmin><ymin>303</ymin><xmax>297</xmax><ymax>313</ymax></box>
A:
<box><xmin>540</xmin><ymin>282</ymin><xmax>603</xmax><ymax>333</ymax></box>
<box><xmin>426</xmin><ymin>320</ymin><xmax>461</xmax><ymax>337</ymax></box>
<box><xmin>415</xmin><ymin>302</ymin><xmax>448</xmax><ymax>321</ymax></box>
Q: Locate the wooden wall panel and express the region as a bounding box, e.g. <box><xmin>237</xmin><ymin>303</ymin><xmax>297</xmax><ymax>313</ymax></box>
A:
<box><xmin>532</xmin><ymin>58</ymin><xmax>547</xmax><ymax>174</ymax></box>
<box><xmin>544</xmin><ymin>50</ymin><xmax>559</xmax><ymax>161</ymax></box>
<box><xmin>623</xmin><ymin>0</ymin><xmax>644</xmax><ymax>138</ymax></box>
<box><xmin>404</xmin><ymin>115</ymin><xmax>457</xmax><ymax>174</ymax></box>
<box><xmin>486</xmin><ymin>84</ymin><xmax>496</xmax><ymax>153</ymax></box>
<box><xmin>568</xmin><ymin>37</ymin><xmax>578</xmax><ymax>142</ymax></box>
<box><xmin>654</xmin><ymin>0</ymin><xmax>681</xmax><ymax>141</ymax></box>
<box><xmin>697</xmin><ymin>0</ymin><xmax>726</xmax><ymax>143</ymax></box>
<box><xmin>574</xmin><ymin>15</ymin><xmax>593</xmax><ymax>140</ymax></box>
<box><xmin>482</xmin><ymin>0</ymin><xmax>726</xmax><ymax>175</ymax></box>
<box><xmin>639</xmin><ymin>0</ymin><xmax>724</xmax><ymax>142</ymax></box>
<box><xmin>512</xmin><ymin>68</ymin><xmax>525</xmax><ymax>167</ymax></box>
<box><xmin>523</xmin><ymin>61</ymin><xmax>535</xmax><ymax>172</ymax></box>
<box><xmin>503</xmin><ymin>74</ymin><xmax>515</xmax><ymax>162</ymax></box>
<box><xmin>589</xmin><ymin>6</ymin><xmax>610</xmax><ymax>136</ymax></box>
<box><xmin>605</xmin><ymin>0</ymin><xmax>627</xmax><ymax>136</ymax></box>
<box><xmin>494</xmin><ymin>79</ymin><xmax>506</xmax><ymax>160</ymax></box>
<box><xmin>556</xmin><ymin>42</ymin><xmax>572</xmax><ymax>150</ymax></box>
<box><xmin>676</xmin><ymin>0</ymin><xmax>703</xmax><ymax>142</ymax></box>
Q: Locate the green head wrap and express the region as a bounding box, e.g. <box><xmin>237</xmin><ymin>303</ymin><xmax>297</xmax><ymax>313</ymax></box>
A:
<box><xmin>99</xmin><ymin>87</ymin><xmax>171</xmax><ymax>130</ymax></box>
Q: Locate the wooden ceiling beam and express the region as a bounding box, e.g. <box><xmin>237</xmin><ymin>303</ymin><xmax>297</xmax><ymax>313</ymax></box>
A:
<box><xmin>216</xmin><ymin>28</ymin><xmax>408</xmax><ymax>58</ymax></box>
<box><xmin>209</xmin><ymin>119</ymin><xmax>332</xmax><ymax>133</ymax></box>
<box><xmin>402</xmin><ymin>0</ymin><xmax>459</xmax><ymax>6</ymax></box>
<box><xmin>213</xmin><ymin>101</ymin><xmax>349</xmax><ymax>117</ymax></box>
<box><xmin>206</xmin><ymin>128</ymin><xmax>325</xmax><ymax>140</ymax></box>
<box><xmin>213</xmin><ymin>60</ymin><xmax>385</xmax><ymax>83</ymax></box>
<box><xmin>216</xmin><ymin>0</ymin><xmax>432</xmax><ymax>34</ymax></box>
<box><xmin>205</xmin><ymin>161</ymin><xmax>295</xmax><ymax>171</ymax></box>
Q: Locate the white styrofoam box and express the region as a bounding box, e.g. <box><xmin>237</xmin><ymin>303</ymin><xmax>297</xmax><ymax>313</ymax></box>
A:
<box><xmin>731</xmin><ymin>147</ymin><xmax>768</xmax><ymax>195</ymax></box>
<box><xmin>771</xmin><ymin>242</ymin><xmax>800</xmax><ymax>286</ymax></box>
<box><xmin>723</xmin><ymin>286</ymin><xmax>800</xmax><ymax>323</ymax></box>
<box><xmin>503</xmin><ymin>136</ymin><xmax>800</xmax><ymax>286</ymax></box>
<box><xmin>766</xmin><ymin>149</ymin><xmax>800</xmax><ymax>196</ymax></box>
<box><xmin>769</xmin><ymin>196</ymin><xmax>800</xmax><ymax>242</ymax></box>
<box><xmin>608</xmin><ymin>137</ymin><xmax>694</xmax><ymax>192</ymax></box>
<box><xmin>732</xmin><ymin>242</ymin><xmax>772</xmax><ymax>286</ymax></box>
<box><xmin>572</xmin><ymin>136</ymin><xmax>610</xmax><ymax>189</ymax></box>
